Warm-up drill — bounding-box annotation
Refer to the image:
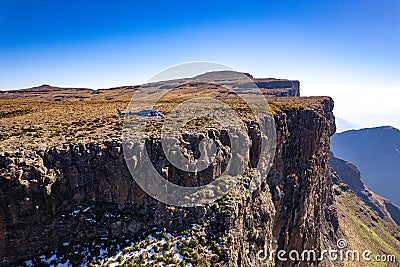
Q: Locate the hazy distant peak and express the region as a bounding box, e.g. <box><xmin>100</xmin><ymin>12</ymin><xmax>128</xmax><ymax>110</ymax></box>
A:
<box><xmin>331</xmin><ymin>125</ymin><xmax>400</xmax><ymax>206</ymax></box>
<box><xmin>339</xmin><ymin>125</ymin><xmax>400</xmax><ymax>134</ymax></box>
<box><xmin>193</xmin><ymin>70</ymin><xmax>253</xmax><ymax>81</ymax></box>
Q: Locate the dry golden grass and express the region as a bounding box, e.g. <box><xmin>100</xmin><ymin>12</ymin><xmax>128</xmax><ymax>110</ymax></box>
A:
<box><xmin>0</xmin><ymin>84</ymin><xmax>330</xmax><ymax>151</ymax></box>
<box><xmin>0</xmin><ymin>99</ymin><xmax>128</xmax><ymax>151</ymax></box>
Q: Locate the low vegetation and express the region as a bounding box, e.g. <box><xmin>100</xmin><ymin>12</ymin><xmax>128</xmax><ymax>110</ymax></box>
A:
<box><xmin>0</xmin><ymin>85</ymin><xmax>328</xmax><ymax>152</ymax></box>
<box><xmin>335</xmin><ymin>191</ymin><xmax>400</xmax><ymax>267</ymax></box>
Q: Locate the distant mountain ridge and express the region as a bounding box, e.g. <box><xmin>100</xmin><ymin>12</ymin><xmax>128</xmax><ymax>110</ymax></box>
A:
<box><xmin>331</xmin><ymin>126</ymin><xmax>400</xmax><ymax>206</ymax></box>
<box><xmin>1</xmin><ymin>71</ymin><xmax>300</xmax><ymax>98</ymax></box>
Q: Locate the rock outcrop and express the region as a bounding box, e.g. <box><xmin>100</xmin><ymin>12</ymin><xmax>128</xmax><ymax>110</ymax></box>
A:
<box><xmin>0</xmin><ymin>97</ymin><xmax>337</xmax><ymax>266</ymax></box>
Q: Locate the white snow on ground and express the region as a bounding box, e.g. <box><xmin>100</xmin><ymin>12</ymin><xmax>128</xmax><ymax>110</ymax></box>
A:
<box><xmin>82</xmin><ymin>206</ymin><xmax>92</xmax><ymax>213</ymax></box>
<box><xmin>70</xmin><ymin>210</ymin><xmax>80</xmax><ymax>217</ymax></box>
<box><xmin>173</xmin><ymin>253</ymin><xmax>184</xmax><ymax>261</ymax></box>
<box><xmin>44</xmin><ymin>254</ymin><xmax>57</xmax><ymax>264</ymax></box>
<box><xmin>22</xmin><ymin>229</ymin><xmax>198</xmax><ymax>267</ymax></box>
<box><xmin>103</xmin><ymin>232</ymin><xmax>192</xmax><ymax>266</ymax></box>
<box><xmin>68</xmin><ymin>206</ymin><xmax>93</xmax><ymax>217</ymax></box>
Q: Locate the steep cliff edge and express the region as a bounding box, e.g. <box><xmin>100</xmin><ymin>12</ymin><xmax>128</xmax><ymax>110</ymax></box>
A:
<box><xmin>0</xmin><ymin>97</ymin><xmax>337</xmax><ymax>266</ymax></box>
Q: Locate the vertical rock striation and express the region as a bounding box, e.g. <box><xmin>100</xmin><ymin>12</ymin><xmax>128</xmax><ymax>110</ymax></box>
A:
<box><xmin>268</xmin><ymin>98</ymin><xmax>338</xmax><ymax>266</ymax></box>
<box><xmin>0</xmin><ymin>97</ymin><xmax>338</xmax><ymax>266</ymax></box>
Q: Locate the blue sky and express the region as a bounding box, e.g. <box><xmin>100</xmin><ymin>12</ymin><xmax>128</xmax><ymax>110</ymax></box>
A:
<box><xmin>0</xmin><ymin>0</ymin><xmax>399</xmax><ymax>128</ymax></box>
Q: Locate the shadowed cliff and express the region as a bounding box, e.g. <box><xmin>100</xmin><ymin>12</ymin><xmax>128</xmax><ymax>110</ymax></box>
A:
<box><xmin>0</xmin><ymin>88</ymin><xmax>337</xmax><ymax>266</ymax></box>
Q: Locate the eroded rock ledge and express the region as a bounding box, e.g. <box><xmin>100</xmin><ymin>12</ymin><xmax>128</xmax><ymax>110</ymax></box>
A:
<box><xmin>0</xmin><ymin>97</ymin><xmax>337</xmax><ymax>266</ymax></box>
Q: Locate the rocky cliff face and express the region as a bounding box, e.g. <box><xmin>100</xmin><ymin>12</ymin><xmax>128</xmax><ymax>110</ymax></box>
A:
<box><xmin>254</xmin><ymin>79</ymin><xmax>300</xmax><ymax>96</ymax></box>
<box><xmin>269</xmin><ymin>99</ymin><xmax>337</xmax><ymax>267</ymax></box>
<box><xmin>0</xmin><ymin>97</ymin><xmax>337</xmax><ymax>266</ymax></box>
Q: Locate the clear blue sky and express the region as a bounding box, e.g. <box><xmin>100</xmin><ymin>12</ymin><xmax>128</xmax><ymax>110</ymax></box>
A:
<box><xmin>1</xmin><ymin>0</ymin><xmax>399</xmax><ymax>128</ymax></box>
